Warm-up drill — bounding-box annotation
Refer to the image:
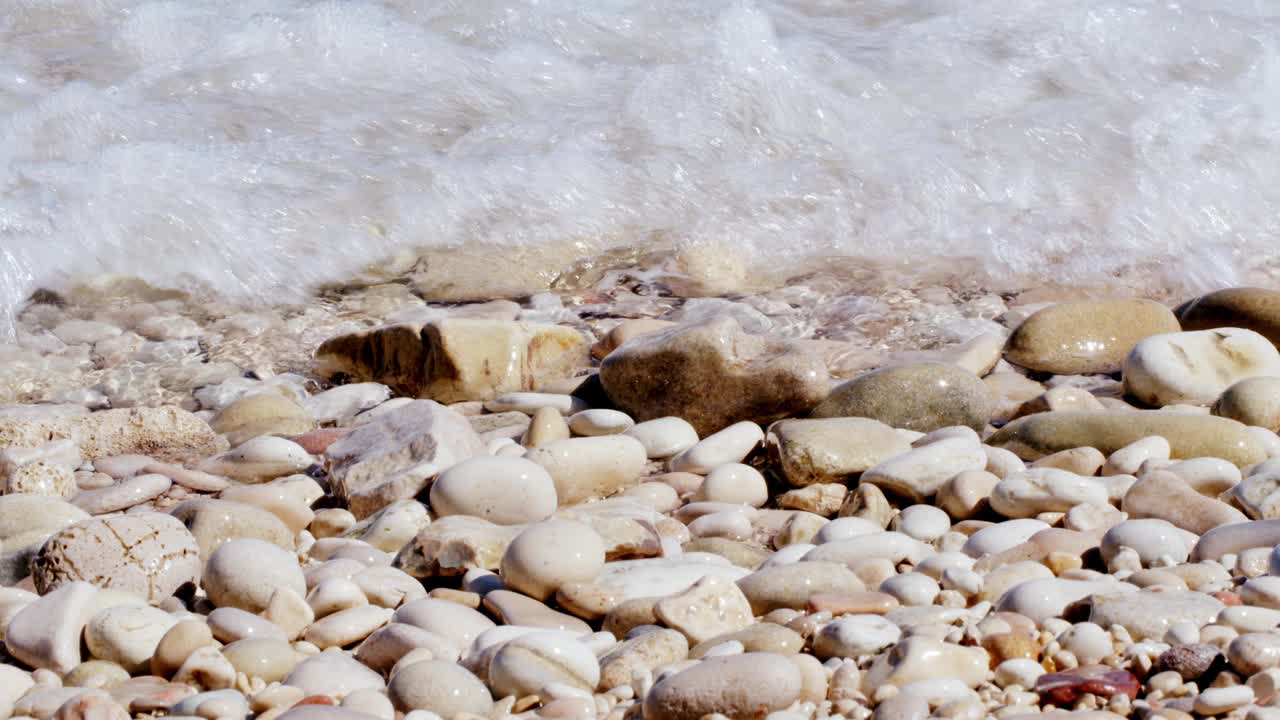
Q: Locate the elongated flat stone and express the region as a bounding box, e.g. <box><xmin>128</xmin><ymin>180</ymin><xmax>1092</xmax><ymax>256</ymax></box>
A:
<box><xmin>988</xmin><ymin>411</ymin><xmax>1267</xmax><ymax>466</ymax></box>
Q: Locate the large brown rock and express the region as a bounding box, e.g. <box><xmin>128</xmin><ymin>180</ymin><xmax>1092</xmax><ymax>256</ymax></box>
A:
<box><xmin>810</xmin><ymin>362</ymin><xmax>993</xmax><ymax>432</ymax></box>
<box><xmin>0</xmin><ymin>407</ymin><xmax>225</xmax><ymax>463</ymax></box>
<box><xmin>987</xmin><ymin>411</ymin><xmax>1267</xmax><ymax>467</ymax></box>
<box><xmin>316</xmin><ymin>319</ymin><xmax>588</xmax><ymax>403</ymax></box>
<box><xmin>1178</xmin><ymin>287</ymin><xmax>1280</xmax><ymax>346</ymax></box>
<box><xmin>1003</xmin><ymin>299</ymin><xmax>1180</xmax><ymax>374</ymax></box>
<box><xmin>599</xmin><ymin>317</ymin><xmax>829</xmax><ymax>436</ymax></box>
<box><xmin>326</xmin><ymin>400</ymin><xmax>483</xmax><ymax>518</ymax></box>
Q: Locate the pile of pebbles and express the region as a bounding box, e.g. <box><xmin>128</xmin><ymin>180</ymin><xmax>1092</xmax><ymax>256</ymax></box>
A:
<box><xmin>5</xmin><ymin>286</ymin><xmax>1280</xmax><ymax>720</ymax></box>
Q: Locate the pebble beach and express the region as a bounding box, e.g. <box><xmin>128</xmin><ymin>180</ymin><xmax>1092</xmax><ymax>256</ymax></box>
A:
<box><xmin>6</xmin><ymin>280</ymin><xmax>1280</xmax><ymax>720</ymax></box>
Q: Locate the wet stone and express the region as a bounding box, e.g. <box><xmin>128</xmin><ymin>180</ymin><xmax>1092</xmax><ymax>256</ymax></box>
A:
<box><xmin>1036</xmin><ymin>665</ymin><xmax>1140</xmax><ymax>706</ymax></box>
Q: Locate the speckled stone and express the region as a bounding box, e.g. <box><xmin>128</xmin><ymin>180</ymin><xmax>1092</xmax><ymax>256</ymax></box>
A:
<box><xmin>31</xmin><ymin>514</ymin><xmax>201</xmax><ymax>603</ymax></box>
<box><xmin>1157</xmin><ymin>643</ymin><xmax>1226</xmax><ymax>681</ymax></box>
<box><xmin>0</xmin><ymin>406</ymin><xmax>227</xmax><ymax>463</ymax></box>
<box><xmin>811</xmin><ymin>362</ymin><xmax>993</xmax><ymax>432</ymax></box>
<box><xmin>1004</xmin><ymin>299</ymin><xmax>1180</xmax><ymax>375</ymax></box>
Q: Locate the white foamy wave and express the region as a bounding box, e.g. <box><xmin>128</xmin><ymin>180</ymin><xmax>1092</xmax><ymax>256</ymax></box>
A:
<box><xmin>4</xmin><ymin>0</ymin><xmax>1280</xmax><ymax>335</ymax></box>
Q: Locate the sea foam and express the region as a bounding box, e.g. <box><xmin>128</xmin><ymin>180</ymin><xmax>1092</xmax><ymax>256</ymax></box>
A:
<box><xmin>4</xmin><ymin>0</ymin><xmax>1280</xmax><ymax>336</ymax></box>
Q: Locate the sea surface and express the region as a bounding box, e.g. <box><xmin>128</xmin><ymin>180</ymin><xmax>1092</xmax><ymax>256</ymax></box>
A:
<box><xmin>4</xmin><ymin>0</ymin><xmax>1280</xmax><ymax>401</ymax></box>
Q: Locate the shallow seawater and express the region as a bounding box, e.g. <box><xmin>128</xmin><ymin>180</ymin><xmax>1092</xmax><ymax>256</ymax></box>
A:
<box><xmin>6</xmin><ymin>0</ymin><xmax>1280</xmax><ymax>337</ymax></box>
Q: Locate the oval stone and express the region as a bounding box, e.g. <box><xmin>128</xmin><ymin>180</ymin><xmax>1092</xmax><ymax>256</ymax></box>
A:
<box><xmin>1004</xmin><ymin>299</ymin><xmax>1180</xmax><ymax>375</ymax></box>
<box><xmin>988</xmin><ymin>411</ymin><xmax>1267</xmax><ymax>466</ymax></box>
<box><xmin>429</xmin><ymin>456</ymin><xmax>557</xmax><ymax>525</ymax></box>
<box><xmin>643</xmin><ymin>653</ymin><xmax>802</xmax><ymax>720</ymax></box>
<box><xmin>810</xmin><ymin>363</ymin><xmax>992</xmax><ymax>432</ymax></box>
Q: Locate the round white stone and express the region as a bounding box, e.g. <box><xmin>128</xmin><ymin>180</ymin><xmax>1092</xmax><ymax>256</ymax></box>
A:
<box><xmin>567</xmin><ymin>409</ymin><xmax>635</xmax><ymax>437</ymax></box>
<box><xmin>897</xmin><ymin>505</ymin><xmax>950</xmax><ymax>542</ymax></box>
<box><xmin>429</xmin><ymin>456</ymin><xmax>557</xmax><ymax>525</ymax></box>
<box><xmin>501</xmin><ymin>520</ymin><xmax>605</xmax><ymax>601</ymax></box>
<box><xmin>204</xmin><ymin>539</ymin><xmax>306</xmax><ymax>612</ymax></box>
<box><xmin>625</xmin><ymin>417</ymin><xmax>699</xmax><ymax>459</ymax></box>
<box><xmin>696</xmin><ymin>463</ymin><xmax>768</xmax><ymax>507</ymax></box>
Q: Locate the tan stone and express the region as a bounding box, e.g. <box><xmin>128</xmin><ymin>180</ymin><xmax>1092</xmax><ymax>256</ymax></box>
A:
<box><xmin>481</xmin><ymin>590</ymin><xmax>590</xmax><ymax>633</ymax></box>
<box><xmin>393</xmin><ymin>516</ymin><xmax>521</xmax><ymax>578</ymax></box>
<box><xmin>837</xmin><ymin>483</ymin><xmax>894</xmax><ymax>527</ymax></box>
<box><xmin>150</xmin><ymin>620</ymin><xmax>214</xmax><ymax>678</ymax></box>
<box><xmin>407</xmin><ymin>246</ymin><xmax>563</xmax><ymax>302</ymax></box>
<box><xmin>1030</xmin><ymin>447</ymin><xmax>1106</xmax><ymax>475</ymax></box>
<box><xmin>211</xmin><ymin>392</ymin><xmax>315</xmax><ymax>447</ymax></box>
<box><xmin>985</xmin><ymin>372</ymin><xmax>1047</xmax><ymax>424</ymax></box>
<box><xmin>591</xmin><ymin>319</ymin><xmax>676</xmax><ymax>360</ymax></box>
<box><xmin>988</xmin><ymin>411</ymin><xmax>1267</xmax><ymax>466</ymax></box>
<box><xmin>602</xmin><ymin>597</ymin><xmax>660</xmax><ymax>638</ymax></box>
<box><xmin>644</xmin><ymin>654</ymin><xmax>802</xmax><ymax>720</ymax></box>
<box><xmin>326</xmin><ymin>400</ymin><xmax>483</xmax><ymax>518</ymax></box>
<box><xmin>1214</xmin><ymin>376</ymin><xmax>1280</xmax><ymax>431</ymax></box>
<box><xmin>654</xmin><ymin>575</ymin><xmax>754</xmax><ymax>644</ymax></box>
<box><xmin>811</xmin><ymin>362</ymin><xmax>994</xmax><ymax>432</ymax></box>
<box><xmin>1177</xmin><ymin>287</ymin><xmax>1280</xmax><ymax>346</ymax></box>
<box><xmin>888</xmin><ymin>333</ymin><xmax>1003</xmax><ymax>377</ymax></box>
<box><xmin>806</xmin><ymin>591</ymin><xmax>899</xmax><ymax>616</ymax></box>
<box><xmin>522</xmin><ymin>406</ymin><xmax>570</xmax><ymax>447</ymax></box>
<box><xmin>770</xmin><ymin>418</ymin><xmax>909</xmax><ymax>487</ymax></box>
<box><xmin>599</xmin><ymin>317</ymin><xmax>830</xmax><ymax>436</ymax></box>
<box><xmin>316</xmin><ymin>318</ymin><xmax>589</xmax><ymax>402</ymax></box>
<box><xmin>1003</xmin><ymin>299</ymin><xmax>1180</xmax><ymax>374</ymax></box>
<box><xmin>1015</xmin><ymin>387</ymin><xmax>1106</xmax><ymax>420</ymax></box>
<box><xmin>736</xmin><ymin>562</ymin><xmax>865</xmax><ymax>614</ymax></box>
<box><xmin>688</xmin><ymin>624</ymin><xmax>805</xmax><ymax>658</ymax></box>
<box><xmin>1122</xmin><ymin>470</ymin><xmax>1248</xmax><ymax>535</ymax></box>
<box><xmin>170</xmin><ymin>498</ymin><xmax>295</xmax><ymax>558</ymax></box>
<box><xmin>597</xmin><ymin>628</ymin><xmax>688</xmax><ymax>691</ymax></box>
<box><xmin>681</xmin><ymin>538</ymin><xmax>771</xmax><ymax>569</ymax></box>
<box><xmin>776</xmin><ymin>483</ymin><xmax>847</xmax><ymax>516</ymax></box>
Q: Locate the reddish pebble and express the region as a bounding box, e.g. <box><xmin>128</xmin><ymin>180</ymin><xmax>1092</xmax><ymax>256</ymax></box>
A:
<box><xmin>292</xmin><ymin>428</ymin><xmax>353</xmax><ymax>455</ymax></box>
<box><xmin>294</xmin><ymin>695</ymin><xmax>337</xmax><ymax>707</ymax></box>
<box><xmin>1212</xmin><ymin>591</ymin><xmax>1242</xmax><ymax>606</ymax></box>
<box><xmin>1036</xmin><ymin>665</ymin><xmax>1139</xmax><ymax>705</ymax></box>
